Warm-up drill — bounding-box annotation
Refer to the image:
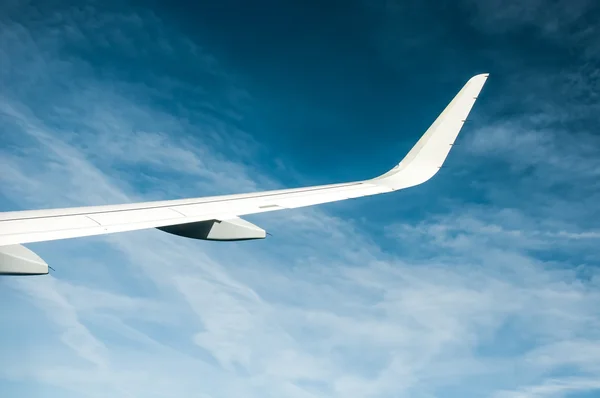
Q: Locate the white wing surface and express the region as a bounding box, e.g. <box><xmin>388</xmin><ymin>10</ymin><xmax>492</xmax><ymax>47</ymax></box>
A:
<box><xmin>0</xmin><ymin>74</ymin><xmax>488</xmax><ymax>273</ymax></box>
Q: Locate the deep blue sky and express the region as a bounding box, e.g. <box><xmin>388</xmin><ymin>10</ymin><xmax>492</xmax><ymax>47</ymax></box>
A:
<box><xmin>1</xmin><ymin>1</ymin><xmax>600</xmax><ymax>397</ymax></box>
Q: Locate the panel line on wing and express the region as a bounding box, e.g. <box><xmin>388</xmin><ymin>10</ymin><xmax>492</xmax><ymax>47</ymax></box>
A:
<box><xmin>0</xmin><ymin>182</ymin><xmax>364</xmax><ymax>222</ymax></box>
<box><xmin>85</xmin><ymin>215</ymin><xmax>103</xmax><ymax>227</ymax></box>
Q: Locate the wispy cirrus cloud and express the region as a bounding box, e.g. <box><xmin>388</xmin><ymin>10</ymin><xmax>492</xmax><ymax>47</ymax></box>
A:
<box><xmin>463</xmin><ymin>0</ymin><xmax>595</xmax><ymax>37</ymax></box>
<box><xmin>1</xmin><ymin>2</ymin><xmax>600</xmax><ymax>398</ymax></box>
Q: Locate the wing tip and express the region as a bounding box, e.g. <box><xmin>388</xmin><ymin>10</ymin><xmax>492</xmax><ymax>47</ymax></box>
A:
<box><xmin>371</xmin><ymin>72</ymin><xmax>490</xmax><ymax>190</ymax></box>
<box><xmin>469</xmin><ymin>73</ymin><xmax>490</xmax><ymax>87</ymax></box>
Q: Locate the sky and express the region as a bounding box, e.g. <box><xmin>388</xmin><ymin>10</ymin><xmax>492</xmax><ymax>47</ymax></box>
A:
<box><xmin>1</xmin><ymin>0</ymin><xmax>600</xmax><ymax>397</ymax></box>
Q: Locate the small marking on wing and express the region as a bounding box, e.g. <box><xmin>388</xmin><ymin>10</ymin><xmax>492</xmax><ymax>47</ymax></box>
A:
<box><xmin>259</xmin><ymin>204</ymin><xmax>282</xmax><ymax>209</ymax></box>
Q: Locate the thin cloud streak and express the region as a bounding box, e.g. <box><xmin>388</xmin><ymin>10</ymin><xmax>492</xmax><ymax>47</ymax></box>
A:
<box><xmin>1</xmin><ymin>2</ymin><xmax>600</xmax><ymax>398</ymax></box>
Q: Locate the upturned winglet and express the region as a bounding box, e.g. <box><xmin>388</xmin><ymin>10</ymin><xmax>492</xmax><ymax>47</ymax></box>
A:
<box><xmin>372</xmin><ymin>73</ymin><xmax>489</xmax><ymax>190</ymax></box>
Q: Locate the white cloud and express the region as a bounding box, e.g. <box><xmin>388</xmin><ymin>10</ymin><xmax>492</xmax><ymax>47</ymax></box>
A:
<box><xmin>493</xmin><ymin>378</ymin><xmax>600</xmax><ymax>398</ymax></box>
<box><xmin>1</xmin><ymin>3</ymin><xmax>600</xmax><ymax>398</ymax></box>
<box><xmin>462</xmin><ymin>0</ymin><xmax>594</xmax><ymax>37</ymax></box>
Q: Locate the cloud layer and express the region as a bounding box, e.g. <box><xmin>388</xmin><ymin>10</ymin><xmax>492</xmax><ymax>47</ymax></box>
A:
<box><xmin>1</xmin><ymin>2</ymin><xmax>600</xmax><ymax>398</ymax></box>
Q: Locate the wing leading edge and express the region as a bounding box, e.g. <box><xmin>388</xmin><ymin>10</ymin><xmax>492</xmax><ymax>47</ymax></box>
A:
<box><xmin>0</xmin><ymin>74</ymin><xmax>489</xmax><ymax>251</ymax></box>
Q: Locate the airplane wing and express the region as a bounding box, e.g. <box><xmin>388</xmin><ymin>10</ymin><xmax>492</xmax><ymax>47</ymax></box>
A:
<box><xmin>0</xmin><ymin>74</ymin><xmax>489</xmax><ymax>275</ymax></box>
